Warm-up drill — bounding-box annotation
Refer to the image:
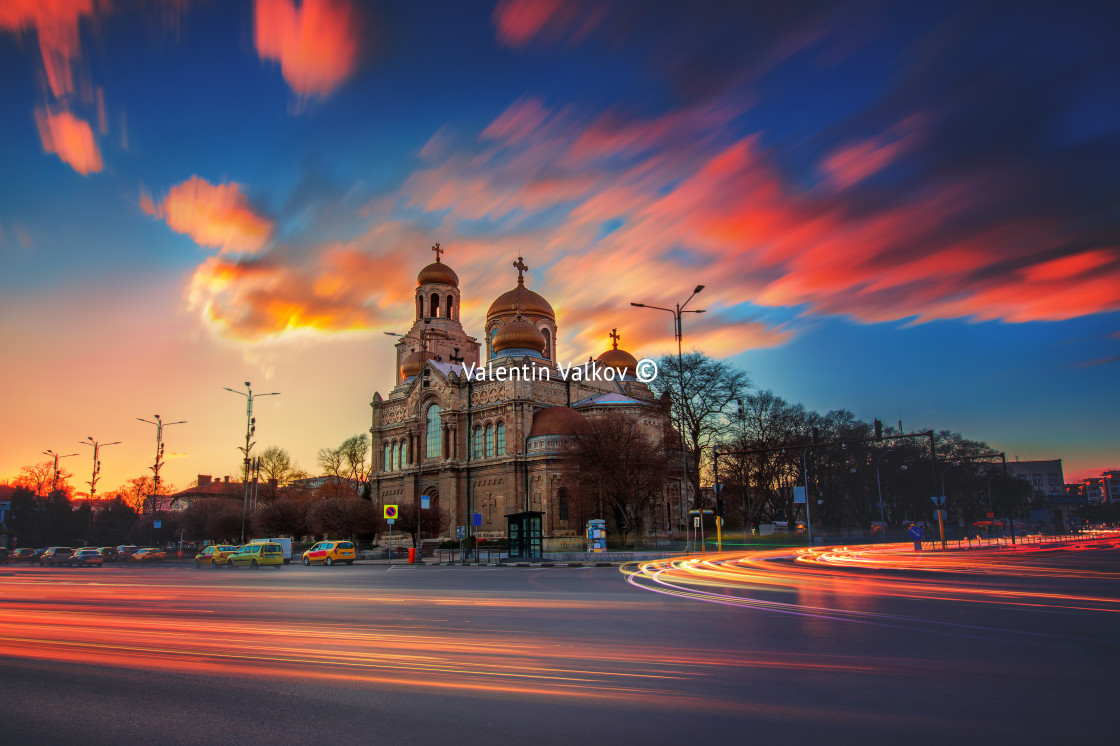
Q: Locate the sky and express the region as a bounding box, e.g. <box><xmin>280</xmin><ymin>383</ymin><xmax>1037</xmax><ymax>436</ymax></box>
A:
<box><xmin>1</xmin><ymin>0</ymin><xmax>1118</xmax><ymax>496</ymax></box>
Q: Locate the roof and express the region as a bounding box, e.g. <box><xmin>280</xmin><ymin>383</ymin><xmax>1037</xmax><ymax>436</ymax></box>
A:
<box><xmin>528</xmin><ymin>406</ymin><xmax>591</xmax><ymax>437</ymax></box>
<box><xmin>572</xmin><ymin>392</ymin><xmax>649</xmax><ymax>408</ymax></box>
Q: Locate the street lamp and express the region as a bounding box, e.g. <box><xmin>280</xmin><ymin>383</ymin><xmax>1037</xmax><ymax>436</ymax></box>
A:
<box><xmin>80</xmin><ymin>436</ymin><xmax>121</xmax><ymax>544</ymax></box>
<box><xmin>224</xmin><ymin>384</ymin><xmax>278</xmax><ymax>544</ymax></box>
<box><xmin>41</xmin><ymin>449</ymin><xmax>78</xmax><ymax>544</ymax></box>
<box><xmin>875</xmin><ymin>448</ymin><xmax>899</xmax><ymax>535</ymax></box>
<box><xmin>631</xmin><ymin>285</ymin><xmax>705</xmax><ymax>550</ymax></box>
<box><xmin>136</xmin><ymin>415</ymin><xmax>186</xmax><ymax>515</ymax></box>
<box><xmin>384</xmin><ymin>324</ymin><xmax>448</xmax><ymax>549</ymax></box>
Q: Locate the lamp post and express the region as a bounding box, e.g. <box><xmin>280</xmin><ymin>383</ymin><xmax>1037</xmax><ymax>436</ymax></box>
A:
<box><xmin>223</xmin><ymin>383</ymin><xmax>278</xmax><ymax>544</ymax></box>
<box><xmin>42</xmin><ymin>449</ymin><xmax>78</xmax><ymax>544</ymax></box>
<box><xmin>875</xmin><ymin>448</ymin><xmax>898</xmax><ymax>538</ymax></box>
<box><xmin>80</xmin><ymin>436</ymin><xmax>121</xmax><ymax>544</ymax></box>
<box><xmin>385</xmin><ymin>323</ymin><xmax>447</xmax><ymax>549</ymax></box>
<box><xmin>136</xmin><ymin>416</ymin><xmax>186</xmax><ymax>517</ymax></box>
<box><xmin>631</xmin><ymin>285</ymin><xmax>705</xmax><ymax>550</ymax></box>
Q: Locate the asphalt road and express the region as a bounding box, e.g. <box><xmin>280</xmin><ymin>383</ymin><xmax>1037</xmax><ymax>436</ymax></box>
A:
<box><xmin>2</xmin><ymin>542</ymin><xmax>1118</xmax><ymax>745</ymax></box>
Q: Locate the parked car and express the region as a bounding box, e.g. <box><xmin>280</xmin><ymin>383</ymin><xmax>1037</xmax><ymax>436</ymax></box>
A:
<box><xmin>249</xmin><ymin>537</ymin><xmax>292</xmax><ymax>563</ymax></box>
<box><xmin>226</xmin><ymin>543</ymin><xmax>284</xmax><ymax>569</ymax></box>
<box><xmin>11</xmin><ymin>548</ymin><xmax>37</xmax><ymax>563</ymax></box>
<box><xmin>129</xmin><ymin>548</ymin><xmax>166</xmax><ymax>563</ymax></box>
<box><xmin>194</xmin><ymin>545</ymin><xmax>238</xmax><ymax>568</ymax></box>
<box><xmin>69</xmin><ymin>548</ymin><xmax>104</xmax><ymax>567</ymax></box>
<box><xmin>0</xmin><ymin>547</ymin><xmax>9</xmax><ymax>564</ymax></box>
<box><xmin>302</xmin><ymin>541</ymin><xmax>356</xmax><ymax>566</ymax></box>
<box><xmin>29</xmin><ymin>548</ymin><xmax>48</xmax><ymax>563</ymax></box>
<box><xmin>113</xmin><ymin>545</ymin><xmax>140</xmax><ymax>562</ymax></box>
<box><xmin>39</xmin><ymin>547</ymin><xmax>75</xmax><ymax>566</ymax></box>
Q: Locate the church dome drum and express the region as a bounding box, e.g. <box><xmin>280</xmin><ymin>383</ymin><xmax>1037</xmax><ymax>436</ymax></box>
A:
<box><xmin>417</xmin><ymin>261</ymin><xmax>458</xmax><ymax>287</ymax></box>
<box><xmin>528</xmin><ymin>406</ymin><xmax>591</xmax><ymax>438</ymax></box>
<box><xmin>492</xmin><ymin>316</ymin><xmax>546</xmax><ymax>354</ymax></box>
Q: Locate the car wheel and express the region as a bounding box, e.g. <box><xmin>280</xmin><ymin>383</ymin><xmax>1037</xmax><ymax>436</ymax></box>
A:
<box><xmin>274</xmin><ymin>563</ymin><xmax>282</xmax><ymax>569</ymax></box>
<box><xmin>346</xmin><ymin>560</ymin><xmax>354</xmax><ymax>566</ymax></box>
<box><xmin>194</xmin><ymin>560</ymin><xmax>201</xmax><ymax>569</ymax></box>
<box><xmin>326</xmin><ymin>557</ymin><xmax>334</xmax><ymax>566</ymax></box>
<box><xmin>227</xmin><ymin>559</ymin><xmax>235</xmax><ymax>568</ymax></box>
<box><xmin>303</xmin><ymin>557</ymin><xmax>310</xmax><ymax>566</ymax></box>
<box><xmin>251</xmin><ymin>560</ymin><xmax>259</xmax><ymax>569</ymax></box>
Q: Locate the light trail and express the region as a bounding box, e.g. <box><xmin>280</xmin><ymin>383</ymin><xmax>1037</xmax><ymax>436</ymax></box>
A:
<box><xmin>624</xmin><ymin>535</ymin><xmax>1120</xmax><ymax>635</ymax></box>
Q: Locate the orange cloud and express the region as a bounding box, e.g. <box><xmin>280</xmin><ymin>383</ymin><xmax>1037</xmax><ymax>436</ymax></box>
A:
<box><xmin>0</xmin><ymin>0</ymin><xmax>95</xmax><ymax>98</ymax></box>
<box><xmin>254</xmin><ymin>0</ymin><xmax>359</xmax><ymax>97</ymax></box>
<box><xmin>146</xmin><ymin>177</ymin><xmax>273</xmax><ymax>254</ymax></box>
<box><xmin>35</xmin><ymin>108</ymin><xmax>102</xmax><ymax>175</ymax></box>
<box><xmin>492</xmin><ymin>0</ymin><xmax>604</xmax><ymax>49</ymax></box>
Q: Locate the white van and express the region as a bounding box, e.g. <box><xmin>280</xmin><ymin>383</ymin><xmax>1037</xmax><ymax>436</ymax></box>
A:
<box><xmin>250</xmin><ymin>537</ymin><xmax>292</xmax><ymax>563</ymax></box>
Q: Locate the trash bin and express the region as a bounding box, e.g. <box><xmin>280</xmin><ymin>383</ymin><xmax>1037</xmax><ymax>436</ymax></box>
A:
<box><xmin>408</xmin><ymin>547</ymin><xmax>417</xmax><ymax>563</ymax></box>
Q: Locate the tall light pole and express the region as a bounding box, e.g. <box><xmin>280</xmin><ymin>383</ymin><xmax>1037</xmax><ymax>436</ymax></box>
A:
<box><xmin>136</xmin><ymin>415</ymin><xmax>186</xmax><ymax>515</ymax></box>
<box><xmin>385</xmin><ymin>322</ymin><xmax>447</xmax><ymax>548</ymax></box>
<box><xmin>224</xmin><ymin>383</ymin><xmax>279</xmax><ymax>544</ymax></box>
<box><xmin>42</xmin><ymin>449</ymin><xmax>78</xmax><ymax>544</ymax></box>
<box><xmin>80</xmin><ymin>437</ymin><xmax>121</xmax><ymax>545</ymax></box>
<box><xmin>631</xmin><ymin>285</ymin><xmax>705</xmax><ymax>549</ymax></box>
<box><xmin>875</xmin><ymin>448</ymin><xmax>899</xmax><ymax>537</ymax></box>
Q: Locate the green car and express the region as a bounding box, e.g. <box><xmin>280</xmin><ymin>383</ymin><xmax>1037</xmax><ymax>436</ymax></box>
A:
<box><xmin>225</xmin><ymin>542</ymin><xmax>284</xmax><ymax>569</ymax></box>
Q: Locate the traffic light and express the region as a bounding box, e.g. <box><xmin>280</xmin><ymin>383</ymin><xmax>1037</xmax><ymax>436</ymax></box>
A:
<box><xmin>716</xmin><ymin>498</ymin><xmax>725</xmax><ymax>517</ymax></box>
<box><xmin>874</xmin><ymin>419</ymin><xmax>883</xmax><ymax>441</ymax></box>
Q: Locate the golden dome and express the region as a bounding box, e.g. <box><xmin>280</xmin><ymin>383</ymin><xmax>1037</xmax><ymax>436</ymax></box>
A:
<box><xmin>400</xmin><ymin>350</ymin><xmax>430</xmax><ymax>380</ymax></box>
<box><xmin>417</xmin><ymin>261</ymin><xmax>458</xmax><ymax>287</ymax></box>
<box><xmin>595</xmin><ymin>329</ymin><xmax>637</xmax><ymax>375</ymax></box>
<box><xmin>492</xmin><ymin>316</ymin><xmax>546</xmax><ymax>354</ymax></box>
<box><xmin>487</xmin><ymin>283</ymin><xmax>554</xmax><ymax>320</ymax></box>
<box><xmin>528</xmin><ymin>406</ymin><xmax>591</xmax><ymax>438</ymax></box>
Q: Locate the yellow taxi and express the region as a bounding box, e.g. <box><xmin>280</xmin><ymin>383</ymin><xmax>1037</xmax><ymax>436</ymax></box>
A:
<box><xmin>194</xmin><ymin>545</ymin><xmax>239</xmax><ymax>568</ymax></box>
<box><xmin>226</xmin><ymin>543</ymin><xmax>284</xmax><ymax>569</ymax></box>
<box><xmin>301</xmin><ymin>541</ymin><xmax>356</xmax><ymax>566</ymax></box>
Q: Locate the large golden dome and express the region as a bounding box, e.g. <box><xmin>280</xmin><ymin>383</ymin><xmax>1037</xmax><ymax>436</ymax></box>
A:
<box><xmin>417</xmin><ymin>261</ymin><xmax>458</xmax><ymax>287</ymax></box>
<box><xmin>492</xmin><ymin>316</ymin><xmax>546</xmax><ymax>354</ymax></box>
<box><xmin>487</xmin><ymin>284</ymin><xmax>554</xmax><ymax>320</ymax></box>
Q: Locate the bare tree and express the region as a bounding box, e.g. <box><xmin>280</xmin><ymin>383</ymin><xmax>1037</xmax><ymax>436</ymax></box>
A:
<box><xmin>650</xmin><ymin>352</ymin><xmax>750</xmax><ymax>509</ymax></box>
<box><xmin>308</xmin><ymin>497</ymin><xmax>382</xmax><ymax>540</ymax></box>
<box><xmin>575</xmin><ymin>414</ymin><xmax>672</xmax><ymax>548</ymax></box>
<box><xmin>317</xmin><ymin>434</ymin><xmax>371</xmax><ymax>498</ymax></box>
<box><xmin>259</xmin><ymin>446</ymin><xmax>299</xmax><ymax>502</ymax></box>
<box><xmin>392</xmin><ymin>502</ymin><xmax>451</xmax><ymax>548</ymax></box>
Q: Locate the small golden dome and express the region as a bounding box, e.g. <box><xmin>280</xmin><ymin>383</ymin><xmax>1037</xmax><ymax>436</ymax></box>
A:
<box><xmin>400</xmin><ymin>350</ymin><xmax>429</xmax><ymax>380</ymax></box>
<box><xmin>487</xmin><ymin>284</ymin><xmax>554</xmax><ymax>320</ymax></box>
<box><xmin>493</xmin><ymin>316</ymin><xmax>546</xmax><ymax>354</ymax></box>
<box><xmin>417</xmin><ymin>261</ymin><xmax>458</xmax><ymax>287</ymax></box>
<box><xmin>595</xmin><ymin>328</ymin><xmax>638</xmax><ymax>376</ymax></box>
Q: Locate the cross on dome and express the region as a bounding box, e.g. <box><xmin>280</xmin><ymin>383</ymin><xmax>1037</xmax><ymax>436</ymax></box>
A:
<box><xmin>432</xmin><ymin>242</ymin><xmax>443</xmax><ymax>262</ymax></box>
<box><xmin>609</xmin><ymin>328</ymin><xmax>621</xmax><ymax>349</ymax></box>
<box><xmin>513</xmin><ymin>256</ymin><xmax>529</xmax><ymax>284</ymax></box>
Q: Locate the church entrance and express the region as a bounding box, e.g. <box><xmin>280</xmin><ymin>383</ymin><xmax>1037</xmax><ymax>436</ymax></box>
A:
<box><xmin>421</xmin><ymin>489</ymin><xmax>441</xmax><ymax>540</ymax></box>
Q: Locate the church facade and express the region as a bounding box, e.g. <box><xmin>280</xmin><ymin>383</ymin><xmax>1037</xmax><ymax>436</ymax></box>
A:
<box><xmin>368</xmin><ymin>247</ymin><xmax>687</xmax><ymax>547</ymax></box>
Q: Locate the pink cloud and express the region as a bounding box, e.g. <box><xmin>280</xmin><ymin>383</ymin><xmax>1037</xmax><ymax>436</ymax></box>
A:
<box><xmin>0</xmin><ymin>0</ymin><xmax>95</xmax><ymax>98</ymax></box>
<box><xmin>254</xmin><ymin>0</ymin><xmax>359</xmax><ymax>98</ymax></box>
<box><xmin>146</xmin><ymin>177</ymin><xmax>273</xmax><ymax>254</ymax></box>
<box><xmin>35</xmin><ymin>108</ymin><xmax>102</xmax><ymax>175</ymax></box>
<box><xmin>492</xmin><ymin>0</ymin><xmax>605</xmax><ymax>49</ymax></box>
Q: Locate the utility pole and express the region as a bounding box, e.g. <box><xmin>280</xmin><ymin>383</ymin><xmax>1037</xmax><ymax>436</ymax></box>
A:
<box><xmin>224</xmin><ymin>383</ymin><xmax>279</xmax><ymax>544</ymax></box>
<box><xmin>42</xmin><ymin>449</ymin><xmax>78</xmax><ymax>544</ymax></box>
<box><xmin>80</xmin><ymin>436</ymin><xmax>121</xmax><ymax>544</ymax></box>
<box><xmin>136</xmin><ymin>415</ymin><xmax>186</xmax><ymax>516</ymax></box>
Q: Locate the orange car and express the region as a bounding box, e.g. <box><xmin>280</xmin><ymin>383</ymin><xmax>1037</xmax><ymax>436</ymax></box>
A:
<box><xmin>129</xmin><ymin>547</ymin><xmax>166</xmax><ymax>563</ymax></box>
<box><xmin>194</xmin><ymin>545</ymin><xmax>239</xmax><ymax>568</ymax></box>
<box><xmin>301</xmin><ymin>541</ymin><xmax>356</xmax><ymax>566</ymax></box>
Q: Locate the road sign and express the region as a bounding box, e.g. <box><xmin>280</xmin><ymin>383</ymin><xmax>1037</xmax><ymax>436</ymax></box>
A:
<box><xmin>384</xmin><ymin>504</ymin><xmax>398</xmax><ymax>520</ymax></box>
<box><xmin>908</xmin><ymin>525</ymin><xmax>924</xmax><ymax>540</ymax></box>
<box><xmin>688</xmin><ymin>509</ymin><xmax>714</xmax><ymax>515</ymax></box>
<box><xmin>153</xmin><ymin>520</ymin><xmax>161</xmax><ymax>529</ymax></box>
<box><xmin>456</xmin><ymin>526</ymin><xmax>466</xmax><ymax>540</ymax></box>
<box><xmin>421</xmin><ymin>496</ymin><xmax>430</xmax><ymax>510</ymax></box>
<box><xmin>714</xmin><ymin>482</ymin><xmax>724</xmax><ymax>495</ymax></box>
<box><xmin>793</xmin><ymin>486</ymin><xmax>806</xmax><ymax>504</ymax></box>
<box><xmin>472</xmin><ymin>512</ymin><xmax>482</xmax><ymax>527</ymax></box>
<box><xmin>693</xmin><ymin>517</ymin><xmax>700</xmax><ymax>528</ymax></box>
<box><xmin>934</xmin><ymin>509</ymin><xmax>947</xmax><ymax>520</ymax></box>
<box><xmin>986</xmin><ymin>512</ymin><xmax>994</xmax><ymax>518</ymax></box>
<box><xmin>931</xmin><ymin>495</ymin><xmax>946</xmax><ymax>506</ymax></box>
<box><xmin>386</xmin><ymin>518</ymin><xmax>395</xmax><ymax>525</ymax></box>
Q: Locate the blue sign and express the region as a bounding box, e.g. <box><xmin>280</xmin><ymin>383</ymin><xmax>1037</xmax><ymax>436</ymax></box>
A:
<box><xmin>472</xmin><ymin>512</ymin><xmax>482</xmax><ymax>527</ymax></box>
<box><xmin>421</xmin><ymin>496</ymin><xmax>430</xmax><ymax>510</ymax></box>
<box><xmin>908</xmin><ymin>525</ymin><xmax>924</xmax><ymax>540</ymax></box>
<box><xmin>153</xmin><ymin>520</ymin><xmax>162</xmax><ymax>529</ymax></box>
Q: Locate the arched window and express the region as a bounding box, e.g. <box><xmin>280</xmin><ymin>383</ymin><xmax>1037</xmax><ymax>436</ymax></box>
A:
<box><xmin>446</xmin><ymin>294</ymin><xmax>454</xmax><ymax>319</ymax></box>
<box><xmin>485</xmin><ymin>424</ymin><xmax>494</xmax><ymax>458</ymax></box>
<box><xmin>415</xmin><ymin>295</ymin><xmax>423</xmax><ymax>319</ymax></box>
<box><xmin>390</xmin><ymin>442</ymin><xmax>398</xmax><ymax>471</ymax></box>
<box><xmin>430</xmin><ymin>292</ymin><xmax>440</xmax><ymax>317</ymax></box>
<box><xmin>425</xmin><ymin>404</ymin><xmax>442</xmax><ymax>459</ymax></box>
<box><xmin>473</xmin><ymin>425</ymin><xmax>483</xmax><ymax>459</ymax></box>
<box><xmin>558</xmin><ymin>486</ymin><xmax>569</xmax><ymax>521</ymax></box>
<box><xmin>541</xmin><ymin>328</ymin><xmax>551</xmax><ymax>360</ymax></box>
<box><xmin>495</xmin><ymin>422</ymin><xmax>505</xmax><ymax>456</ymax></box>
<box><xmin>384</xmin><ymin>442</ymin><xmax>391</xmax><ymax>472</ymax></box>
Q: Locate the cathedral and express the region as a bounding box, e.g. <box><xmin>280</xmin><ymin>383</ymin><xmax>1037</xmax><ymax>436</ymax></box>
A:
<box><xmin>368</xmin><ymin>246</ymin><xmax>687</xmax><ymax>550</ymax></box>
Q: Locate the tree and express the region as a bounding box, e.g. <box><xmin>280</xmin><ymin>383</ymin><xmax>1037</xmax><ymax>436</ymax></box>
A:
<box><xmin>392</xmin><ymin>502</ymin><xmax>451</xmax><ymax>548</ymax></box>
<box><xmin>259</xmin><ymin>446</ymin><xmax>299</xmax><ymax>502</ymax></box>
<box><xmin>651</xmin><ymin>352</ymin><xmax>750</xmax><ymax>509</ymax></box>
<box><xmin>91</xmin><ymin>497</ymin><xmax>139</xmax><ymax>545</ymax></box>
<box><xmin>575</xmin><ymin>414</ymin><xmax>673</xmax><ymax>548</ymax></box>
<box><xmin>6</xmin><ymin>486</ymin><xmax>43</xmax><ymax>547</ymax></box>
<box><xmin>14</xmin><ymin>460</ymin><xmax>56</xmax><ymax>497</ymax></box>
<box><xmin>254</xmin><ymin>497</ymin><xmax>309</xmax><ymax>538</ymax></box>
<box><xmin>180</xmin><ymin>498</ymin><xmax>244</xmax><ymax>543</ymax></box>
<box><xmin>308</xmin><ymin>497</ymin><xmax>382</xmax><ymax>540</ymax></box>
<box><xmin>113</xmin><ymin>475</ymin><xmax>175</xmax><ymax>514</ymax></box>
<box><xmin>317</xmin><ymin>434</ymin><xmax>371</xmax><ymax>498</ymax></box>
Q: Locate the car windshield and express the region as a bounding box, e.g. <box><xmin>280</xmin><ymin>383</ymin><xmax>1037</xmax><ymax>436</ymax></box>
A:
<box><xmin>339</xmin><ymin>542</ymin><xmax>354</xmax><ymax>549</ymax></box>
